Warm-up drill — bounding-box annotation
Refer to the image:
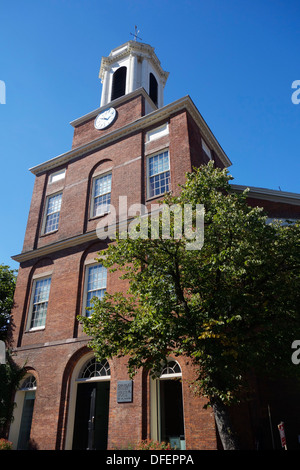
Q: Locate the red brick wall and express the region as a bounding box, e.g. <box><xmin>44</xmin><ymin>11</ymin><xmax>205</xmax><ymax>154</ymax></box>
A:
<box><xmin>71</xmin><ymin>94</ymin><xmax>144</xmax><ymax>149</ymax></box>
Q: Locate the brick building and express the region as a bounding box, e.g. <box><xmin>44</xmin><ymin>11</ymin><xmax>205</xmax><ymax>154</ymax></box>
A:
<box><xmin>8</xmin><ymin>40</ymin><xmax>300</xmax><ymax>450</ymax></box>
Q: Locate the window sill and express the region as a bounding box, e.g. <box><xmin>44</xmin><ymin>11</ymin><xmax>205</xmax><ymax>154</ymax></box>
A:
<box><xmin>146</xmin><ymin>191</ymin><xmax>171</xmax><ymax>203</ymax></box>
<box><xmin>89</xmin><ymin>211</ymin><xmax>110</xmax><ymax>221</ymax></box>
<box><xmin>40</xmin><ymin>229</ymin><xmax>58</xmax><ymax>238</ymax></box>
<box><xmin>26</xmin><ymin>326</ymin><xmax>45</xmax><ymax>333</ymax></box>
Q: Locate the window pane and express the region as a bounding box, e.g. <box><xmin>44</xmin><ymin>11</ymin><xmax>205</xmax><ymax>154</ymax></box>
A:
<box><xmin>94</xmin><ymin>193</ymin><xmax>111</xmax><ymax>217</ymax></box>
<box><xmin>94</xmin><ymin>174</ymin><xmax>112</xmax><ymax>197</ymax></box>
<box><xmin>45</xmin><ymin>193</ymin><xmax>62</xmax><ymax>233</ymax></box>
<box><xmin>30</xmin><ymin>278</ymin><xmax>51</xmax><ymax>329</ymax></box>
<box><xmin>148</xmin><ymin>151</ymin><xmax>170</xmax><ymax>198</ymax></box>
<box><xmin>86</xmin><ymin>265</ymin><xmax>107</xmax><ymax>315</ymax></box>
<box><xmin>93</xmin><ymin>174</ymin><xmax>112</xmax><ymax>217</ymax></box>
<box><xmin>47</xmin><ymin>193</ymin><xmax>62</xmax><ymax>215</ymax></box>
<box><xmin>149</xmin><ymin>170</ymin><xmax>170</xmax><ymax>198</ymax></box>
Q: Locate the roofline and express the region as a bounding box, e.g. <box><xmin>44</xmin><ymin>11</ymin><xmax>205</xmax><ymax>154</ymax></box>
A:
<box><xmin>231</xmin><ymin>183</ymin><xmax>300</xmax><ymax>205</ymax></box>
<box><xmin>29</xmin><ymin>90</ymin><xmax>232</xmax><ymax>175</ymax></box>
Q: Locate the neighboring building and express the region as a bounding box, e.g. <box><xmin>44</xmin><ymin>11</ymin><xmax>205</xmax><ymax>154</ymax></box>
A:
<box><xmin>8</xmin><ymin>40</ymin><xmax>300</xmax><ymax>450</ymax></box>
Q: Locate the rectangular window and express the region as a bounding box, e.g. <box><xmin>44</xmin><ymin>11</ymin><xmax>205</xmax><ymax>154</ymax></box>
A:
<box><xmin>146</xmin><ymin>123</ymin><xmax>169</xmax><ymax>143</ymax></box>
<box><xmin>29</xmin><ymin>277</ymin><xmax>51</xmax><ymax>330</ymax></box>
<box><xmin>49</xmin><ymin>169</ymin><xmax>66</xmax><ymax>184</ymax></box>
<box><xmin>202</xmin><ymin>138</ymin><xmax>212</xmax><ymax>160</ymax></box>
<box><xmin>44</xmin><ymin>193</ymin><xmax>62</xmax><ymax>234</ymax></box>
<box><xmin>92</xmin><ymin>173</ymin><xmax>112</xmax><ymax>217</ymax></box>
<box><xmin>148</xmin><ymin>150</ymin><xmax>170</xmax><ymax>198</ymax></box>
<box><xmin>84</xmin><ymin>264</ymin><xmax>107</xmax><ymax>316</ymax></box>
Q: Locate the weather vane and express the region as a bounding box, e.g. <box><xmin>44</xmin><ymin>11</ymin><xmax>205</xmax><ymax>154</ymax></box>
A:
<box><xmin>130</xmin><ymin>25</ymin><xmax>142</xmax><ymax>42</ymax></box>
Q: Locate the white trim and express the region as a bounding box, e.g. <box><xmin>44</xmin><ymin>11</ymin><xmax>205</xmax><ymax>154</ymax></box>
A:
<box><xmin>26</xmin><ymin>275</ymin><xmax>51</xmax><ymax>332</ymax></box>
<box><xmin>49</xmin><ymin>168</ymin><xmax>66</xmax><ymax>184</ymax></box>
<box><xmin>41</xmin><ymin>191</ymin><xmax>63</xmax><ymax>235</ymax></box>
<box><xmin>150</xmin><ymin>359</ymin><xmax>183</xmax><ymax>443</ymax></box>
<box><xmin>32</xmin><ymin>271</ymin><xmax>53</xmax><ymax>280</ymax></box>
<box><xmin>90</xmin><ymin>171</ymin><xmax>112</xmax><ymax>219</ymax></box>
<box><xmin>8</xmin><ymin>373</ymin><xmax>37</xmax><ymax>449</ymax></box>
<box><xmin>146</xmin><ymin>123</ymin><xmax>169</xmax><ymax>143</ymax></box>
<box><xmin>146</xmin><ymin>148</ymin><xmax>170</xmax><ymax>200</ymax></box>
<box><xmin>81</xmin><ymin>263</ymin><xmax>107</xmax><ymax>317</ymax></box>
<box><xmin>64</xmin><ymin>352</ymin><xmax>111</xmax><ymax>450</ymax></box>
<box><xmin>231</xmin><ymin>184</ymin><xmax>300</xmax><ymax>205</ymax></box>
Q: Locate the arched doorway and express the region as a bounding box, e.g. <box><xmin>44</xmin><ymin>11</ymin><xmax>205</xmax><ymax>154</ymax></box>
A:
<box><xmin>70</xmin><ymin>355</ymin><xmax>111</xmax><ymax>450</ymax></box>
<box><xmin>8</xmin><ymin>374</ymin><xmax>37</xmax><ymax>450</ymax></box>
<box><xmin>150</xmin><ymin>360</ymin><xmax>185</xmax><ymax>449</ymax></box>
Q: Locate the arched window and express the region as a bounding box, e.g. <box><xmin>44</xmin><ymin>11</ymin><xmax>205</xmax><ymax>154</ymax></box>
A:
<box><xmin>111</xmin><ymin>66</ymin><xmax>127</xmax><ymax>101</ymax></box>
<box><xmin>79</xmin><ymin>357</ymin><xmax>111</xmax><ymax>380</ymax></box>
<box><xmin>160</xmin><ymin>360</ymin><xmax>182</xmax><ymax>378</ymax></box>
<box><xmin>19</xmin><ymin>375</ymin><xmax>37</xmax><ymax>391</ymax></box>
<box><xmin>149</xmin><ymin>73</ymin><xmax>158</xmax><ymax>106</ymax></box>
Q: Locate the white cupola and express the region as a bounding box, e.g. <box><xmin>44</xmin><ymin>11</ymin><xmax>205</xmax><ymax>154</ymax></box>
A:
<box><xmin>99</xmin><ymin>40</ymin><xmax>169</xmax><ymax>109</ymax></box>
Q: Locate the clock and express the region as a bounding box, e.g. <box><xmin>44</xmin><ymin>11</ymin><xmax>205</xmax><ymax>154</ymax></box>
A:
<box><xmin>94</xmin><ymin>107</ymin><xmax>117</xmax><ymax>130</ymax></box>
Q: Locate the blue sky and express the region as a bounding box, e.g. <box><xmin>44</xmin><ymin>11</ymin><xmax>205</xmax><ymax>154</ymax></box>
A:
<box><xmin>0</xmin><ymin>0</ymin><xmax>299</xmax><ymax>270</ymax></box>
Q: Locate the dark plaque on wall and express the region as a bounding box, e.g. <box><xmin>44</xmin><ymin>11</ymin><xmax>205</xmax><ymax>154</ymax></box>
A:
<box><xmin>117</xmin><ymin>380</ymin><xmax>133</xmax><ymax>403</ymax></box>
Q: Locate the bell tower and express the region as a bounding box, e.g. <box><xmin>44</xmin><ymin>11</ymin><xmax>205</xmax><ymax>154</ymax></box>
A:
<box><xmin>99</xmin><ymin>40</ymin><xmax>169</xmax><ymax>109</ymax></box>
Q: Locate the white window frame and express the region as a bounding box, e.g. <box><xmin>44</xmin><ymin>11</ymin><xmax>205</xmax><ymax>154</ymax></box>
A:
<box><xmin>42</xmin><ymin>191</ymin><xmax>62</xmax><ymax>235</ymax></box>
<box><xmin>49</xmin><ymin>168</ymin><xmax>66</xmax><ymax>184</ymax></box>
<box><xmin>147</xmin><ymin>149</ymin><xmax>170</xmax><ymax>199</ymax></box>
<box><xmin>90</xmin><ymin>172</ymin><xmax>112</xmax><ymax>218</ymax></box>
<box><xmin>82</xmin><ymin>262</ymin><xmax>107</xmax><ymax>317</ymax></box>
<box><xmin>26</xmin><ymin>274</ymin><xmax>52</xmax><ymax>331</ymax></box>
<box><xmin>150</xmin><ymin>360</ymin><xmax>184</xmax><ymax>444</ymax></box>
<box><xmin>146</xmin><ymin>123</ymin><xmax>169</xmax><ymax>143</ymax></box>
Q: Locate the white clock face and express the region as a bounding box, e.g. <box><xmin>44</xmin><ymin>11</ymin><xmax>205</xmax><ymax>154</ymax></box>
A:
<box><xmin>94</xmin><ymin>107</ymin><xmax>117</xmax><ymax>130</ymax></box>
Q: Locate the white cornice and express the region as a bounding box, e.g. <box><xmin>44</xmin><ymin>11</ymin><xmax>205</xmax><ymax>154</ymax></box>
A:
<box><xmin>231</xmin><ymin>184</ymin><xmax>300</xmax><ymax>205</ymax></box>
<box><xmin>12</xmin><ymin>230</ymin><xmax>99</xmax><ymax>263</ymax></box>
<box><xmin>11</xmin><ymin>217</ymin><xmax>133</xmax><ymax>263</ymax></box>
<box><xmin>29</xmin><ymin>92</ymin><xmax>232</xmax><ymax>176</ymax></box>
<box><xmin>99</xmin><ymin>41</ymin><xmax>169</xmax><ymax>83</ymax></box>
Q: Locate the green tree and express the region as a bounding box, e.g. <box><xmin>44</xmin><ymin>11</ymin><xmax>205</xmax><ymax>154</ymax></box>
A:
<box><xmin>79</xmin><ymin>162</ymin><xmax>300</xmax><ymax>450</ymax></box>
<box><xmin>0</xmin><ymin>264</ymin><xmax>24</xmax><ymax>437</ymax></box>
<box><xmin>0</xmin><ymin>265</ymin><xmax>17</xmax><ymax>343</ymax></box>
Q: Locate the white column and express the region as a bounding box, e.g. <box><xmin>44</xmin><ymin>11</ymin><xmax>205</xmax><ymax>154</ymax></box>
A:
<box><xmin>100</xmin><ymin>68</ymin><xmax>110</xmax><ymax>107</ymax></box>
<box><xmin>128</xmin><ymin>53</ymin><xmax>137</xmax><ymax>93</ymax></box>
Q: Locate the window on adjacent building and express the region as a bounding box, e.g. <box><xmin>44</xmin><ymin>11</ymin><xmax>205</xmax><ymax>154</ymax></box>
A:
<box><xmin>43</xmin><ymin>192</ymin><xmax>62</xmax><ymax>234</ymax></box>
<box><xmin>91</xmin><ymin>173</ymin><xmax>112</xmax><ymax>217</ymax></box>
<box><xmin>28</xmin><ymin>277</ymin><xmax>51</xmax><ymax>330</ymax></box>
<box><xmin>147</xmin><ymin>150</ymin><xmax>170</xmax><ymax>198</ymax></box>
<box><xmin>84</xmin><ymin>264</ymin><xmax>107</xmax><ymax>316</ymax></box>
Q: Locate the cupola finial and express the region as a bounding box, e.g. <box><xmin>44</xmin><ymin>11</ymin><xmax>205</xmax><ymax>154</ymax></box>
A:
<box><xmin>130</xmin><ymin>25</ymin><xmax>142</xmax><ymax>42</ymax></box>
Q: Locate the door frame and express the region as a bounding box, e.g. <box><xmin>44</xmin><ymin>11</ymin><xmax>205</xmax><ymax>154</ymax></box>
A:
<box><xmin>150</xmin><ymin>359</ymin><xmax>185</xmax><ymax>445</ymax></box>
<box><xmin>65</xmin><ymin>352</ymin><xmax>111</xmax><ymax>450</ymax></box>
